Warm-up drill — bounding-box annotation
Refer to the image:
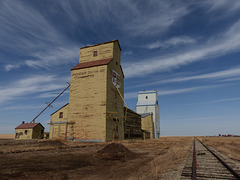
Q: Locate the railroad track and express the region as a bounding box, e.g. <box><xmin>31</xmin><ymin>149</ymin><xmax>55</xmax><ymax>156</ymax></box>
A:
<box><xmin>181</xmin><ymin>138</ymin><xmax>240</xmax><ymax>180</ymax></box>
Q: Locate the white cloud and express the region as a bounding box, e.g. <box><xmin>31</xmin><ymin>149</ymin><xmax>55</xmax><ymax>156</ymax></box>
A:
<box><xmin>158</xmin><ymin>84</ymin><xmax>223</xmax><ymax>96</ymax></box>
<box><xmin>124</xmin><ymin>92</ymin><xmax>138</xmax><ymax>100</ymax></box>
<box><xmin>157</xmin><ymin>67</ymin><xmax>240</xmax><ymax>84</ymax></box>
<box><xmin>204</xmin><ymin>0</ymin><xmax>240</xmax><ymax>13</ymax></box>
<box><xmin>124</xmin><ymin>20</ymin><xmax>240</xmax><ymax>78</ymax></box>
<box><xmin>219</xmin><ymin>77</ymin><xmax>240</xmax><ymax>82</ymax></box>
<box><xmin>0</xmin><ymin>75</ymin><xmax>68</xmax><ymax>104</ymax></box>
<box><xmin>0</xmin><ymin>1</ymin><xmax>64</xmax><ymax>49</ymax></box>
<box><xmin>0</xmin><ymin>1</ymin><xmax>81</xmax><ymax>71</ymax></box>
<box><xmin>71</xmin><ymin>0</ymin><xmax>191</xmax><ymax>36</ymax></box>
<box><xmin>5</xmin><ymin>64</ymin><xmax>22</xmax><ymax>71</ymax></box>
<box><xmin>145</xmin><ymin>36</ymin><xmax>196</xmax><ymax>49</ymax></box>
<box><xmin>124</xmin><ymin>2</ymin><xmax>190</xmax><ymax>36</ymax></box>
<box><xmin>199</xmin><ymin>97</ymin><xmax>240</xmax><ymax>104</ymax></box>
<box><xmin>125</xmin><ymin>84</ymin><xmax>225</xmax><ymax>99</ymax></box>
<box><xmin>122</xmin><ymin>51</ymin><xmax>133</xmax><ymax>57</ymax></box>
<box><xmin>24</xmin><ymin>46</ymin><xmax>80</xmax><ymax>69</ymax></box>
<box><xmin>38</xmin><ymin>90</ymin><xmax>69</xmax><ymax>99</ymax></box>
<box><xmin>126</xmin><ymin>66</ymin><xmax>240</xmax><ymax>90</ymax></box>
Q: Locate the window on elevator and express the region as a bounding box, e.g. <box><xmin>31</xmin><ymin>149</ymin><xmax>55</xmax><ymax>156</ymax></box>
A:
<box><xmin>59</xmin><ymin>112</ymin><xmax>63</xmax><ymax>118</ymax></box>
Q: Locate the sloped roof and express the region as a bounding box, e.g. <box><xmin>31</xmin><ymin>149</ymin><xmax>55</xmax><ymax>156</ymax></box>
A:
<box><xmin>15</xmin><ymin>123</ymin><xmax>44</xmax><ymax>129</ymax></box>
<box><xmin>51</xmin><ymin>103</ymin><xmax>69</xmax><ymax>116</ymax></box>
<box><xmin>124</xmin><ymin>107</ymin><xmax>141</xmax><ymax>117</ymax></box>
<box><xmin>71</xmin><ymin>58</ymin><xmax>113</xmax><ymax>70</ymax></box>
<box><xmin>80</xmin><ymin>40</ymin><xmax>121</xmax><ymax>51</ymax></box>
<box><xmin>140</xmin><ymin>113</ymin><xmax>152</xmax><ymax>118</ymax></box>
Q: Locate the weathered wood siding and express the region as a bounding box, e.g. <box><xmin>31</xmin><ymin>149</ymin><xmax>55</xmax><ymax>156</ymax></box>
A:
<box><xmin>124</xmin><ymin>108</ymin><xmax>142</xmax><ymax>139</ymax></box>
<box><xmin>106</xmin><ymin>41</ymin><xmax>124</xmax><ymax>141</ymax></box>
<box><xmin>79</xmin><ymin>43</ymin><xmax>113</xmax><ymax>63</ymax></box>
<box><xmin>15</xmin><ymin>129</ymin><xmax>33</xmax><ymax>140</ymax></box>
<box><xmin>32</xmin><ymin>124</ymin><xmax>44</xmax><ymax>139</ymax></box>
<box><xmin>68</xmin><ymin>65</ymin><xmax>107</xmax><ymax>141</ymax></box>
<box><xmin>15</xmin><ymin>124</ymin><xmax>44</xmax><ymax>139</ymax></box>
<box><xmin>50</xmin><ymin>104</ymin><xmax>69</xmax><ymax>139</ymax></box>
<box><xmin>141</xmin><ymin>114</ymin><xmax>155</xmax><ymax>139</ymax></box>
<box><xmin>50</xmin><ymin>40</ymin><xmax>124</xmax><ymax>142</ymax></box>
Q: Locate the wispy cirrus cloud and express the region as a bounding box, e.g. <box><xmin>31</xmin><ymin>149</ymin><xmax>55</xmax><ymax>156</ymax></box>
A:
<box><xmin>158</xmin><ymin>84</ymin><xmax>224</xmax><ymax>96</ymax></box>
<box><xmin>124</xmin><ymin>19</ymin><xmax>240</xmax><ymax>78</ymax></box>
<box><xmin>0</xmin><ymin>75</ymin><xmax>68</xmax><ymax>104</ymax></box>
<box><xmin>68</xmin><ymin>0</ymin><xmax>191</xmax><ymax>37</ymax></box>
<box><xmin>4</xmin><ymin>64</ymin><xmax>22</xmax><ymax>71</ymax></box>
<box><xmin>38</xmin><ymin>90</ymin><xmax>69</xmax><ymax>99</ymax></box>
<box><xmin>0</xmin><ymin>0</ymin><xmax>81</xmax><ymax>71</ymax></box>
<box><xmin>203</xmin><ymin>0</ymin><xmax>240</xmax><ymax>13</ymax></box>
<box><xmin>144</xmin><ymin>36</ymin><xmax>196</xmax><ymax>49</ymax></box>
<box><xmin>4</xmin><ymin>45</ymin><xmax>80</xmax><ymax>71</ymax></box>
<box><xmin>195</xmin><ymin>97</ymin><xmax>240</xmax><ymax>105</ymax></box>
<box><xmin>151</xmin><ymin>67</ymin><xmax>240</xmax><ymax>86</ymax></box>
<box><xmin>126</xmin><ymin>66</ymin><xmax>240</xmax><ymax>90</ymax></box>
<box><xmin>125</xmin><ymin>84</ymin><xmax>226</xmax><ymax>99</ymax></box>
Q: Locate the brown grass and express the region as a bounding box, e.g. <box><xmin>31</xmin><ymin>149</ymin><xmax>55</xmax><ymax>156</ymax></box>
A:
<box><xmin>0</xmin><ymin>137</ymin><xmax>193</xmax><ymax>179</ymax></box>
<box><xmin>123</xmin><ymin>137</ymin><xmax>193</xmax><ymax>179</ymax></box>
<box><xmin>0</xmin><ymin>134</ymin><xmax>14</xmax><ymax>139</ymax></box>
<box><xmin>201</xmin><ymin>137</ymin><xmax>240</xmax><ymax>161</ymax></box>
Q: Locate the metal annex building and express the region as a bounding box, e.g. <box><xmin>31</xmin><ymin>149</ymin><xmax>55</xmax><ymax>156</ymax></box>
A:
<box><xmin>136</xmin><ymin>90</ymin><xmax>160</xmax><ymax>138</ymax></box>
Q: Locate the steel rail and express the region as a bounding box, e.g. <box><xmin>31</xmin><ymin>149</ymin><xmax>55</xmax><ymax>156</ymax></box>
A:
<box><xmin>192</xmin><ymin>139</ymin><xmax>196</xmax><ymax>180</ymax></box>
<box><xmin>197</xmin><ymin>139</ymin><xmax>240</xmax><ymax>179</ymax></box>
<box><xmin>30</xmin><ymin>84</ymin><xmax>70</xmax><ymax>123</ymax></box>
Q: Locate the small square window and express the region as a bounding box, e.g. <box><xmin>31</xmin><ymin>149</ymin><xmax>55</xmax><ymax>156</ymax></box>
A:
<box><xmin>59</xmin><ymin>112</ymin><xmax>63</xmax><ymax>118</ymax></box>
<box><xmin>25</xmin><ymin>130</ymin><xmax>28</xmax><ymax>135</ymax></box>
<box><xmin>146</xmin><ymin>96</ymin><xmax>148</xmax><ymax>99</ymax></box>
<box><xmin>93</xmin><ymin>51</ymin><xmax>97</xmax><ymax>57</ymax></box>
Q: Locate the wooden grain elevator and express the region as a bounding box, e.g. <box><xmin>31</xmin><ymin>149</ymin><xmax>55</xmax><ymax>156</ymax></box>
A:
<box><xmin>49</xmin><ymin>40</ymin><xmax>125</xmax><ymax>142</ymax></box>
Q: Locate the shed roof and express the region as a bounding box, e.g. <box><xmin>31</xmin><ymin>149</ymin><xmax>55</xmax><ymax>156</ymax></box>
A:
<box><xmin>140</xmin><ymin>113</ymin><xmax>152</xmax><ymax>118</ymax></box>
<box><xmin>15</xmin><ymin>123</ymin><xmax>44</xmax><ymax>129</ymax></box>
<box><xmin>71</xmin><ymin>58</ymin><xmax>113</xmax><ymax>71</ymax></box>
<box><xmin>124</xmin><ymin>107</ymin><xmax>141</xmax><ymax>117</ymax></box>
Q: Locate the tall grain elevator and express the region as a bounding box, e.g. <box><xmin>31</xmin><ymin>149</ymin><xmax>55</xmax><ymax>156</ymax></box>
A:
<box><xmin>50</xmin><ymin>40</ymin><xmax>125</xmax><ymax>141</ymax></box>
<box><xmin>136</xmin><ymin>90</ymin><xmax>160</xmax><ymax>138</ymax></box>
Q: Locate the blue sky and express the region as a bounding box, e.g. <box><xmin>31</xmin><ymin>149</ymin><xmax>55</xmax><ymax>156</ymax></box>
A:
<box><xmin>1</xmin><ymin>0</ymin><xmax>240</xmax><ymax>136</ymax></box>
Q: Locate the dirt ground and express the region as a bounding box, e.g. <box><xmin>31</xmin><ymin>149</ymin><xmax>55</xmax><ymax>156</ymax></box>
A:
<box><xmin>200</xmin><ymin>136</ymin><xmax>240</xmax><ymax>162</ymax></box>
<box><xmin>0</xmin><ymin>137</ymin><xmax>193</xmax><ymax>180</ymax></box>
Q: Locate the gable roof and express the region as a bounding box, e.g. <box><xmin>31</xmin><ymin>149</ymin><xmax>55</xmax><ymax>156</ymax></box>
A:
<box><xmin>71</xmin><ymin>58</ymin><xmax>113</xmax><ymax>71</ymax></box>
<box><xmin>80</xmin><ymin>40</ymin><xmax>121</xmax><ymax>51</ymax></box>
<box><xmin>15</xmin><ymin>123</ymin><xmax>44</xmax><ymax>129</ymax></box>
<box><xmin>51</xmin><ymin>103</ymin><xmax>69</xmax><ymax>116</ymax></box>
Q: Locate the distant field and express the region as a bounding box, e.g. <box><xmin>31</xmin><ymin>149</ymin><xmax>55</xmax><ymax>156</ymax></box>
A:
<box><xmin>0</xmin><ymin>134</ymin><xmax>14</xmax><ymax>139</ymax></box>
<box><xmin>201</xmin><ymin>137</ymin><xmax>240</xmax><ymax>161</ymax></box>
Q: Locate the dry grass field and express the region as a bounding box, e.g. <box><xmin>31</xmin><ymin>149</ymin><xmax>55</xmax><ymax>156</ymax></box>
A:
<box><xmin>0</xmin><ymin>137</ymin><xmax>193</xmax><ymax>179</ymax></box>
<box><xmin>200</xmin><ymin>137</ymin><xmax>240</xmax><ymax>161</ymax></box>
<box><xmin>0</xmin><ymin>134</ymin><xmax>14</xmax><ymax>139</ymax></box>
